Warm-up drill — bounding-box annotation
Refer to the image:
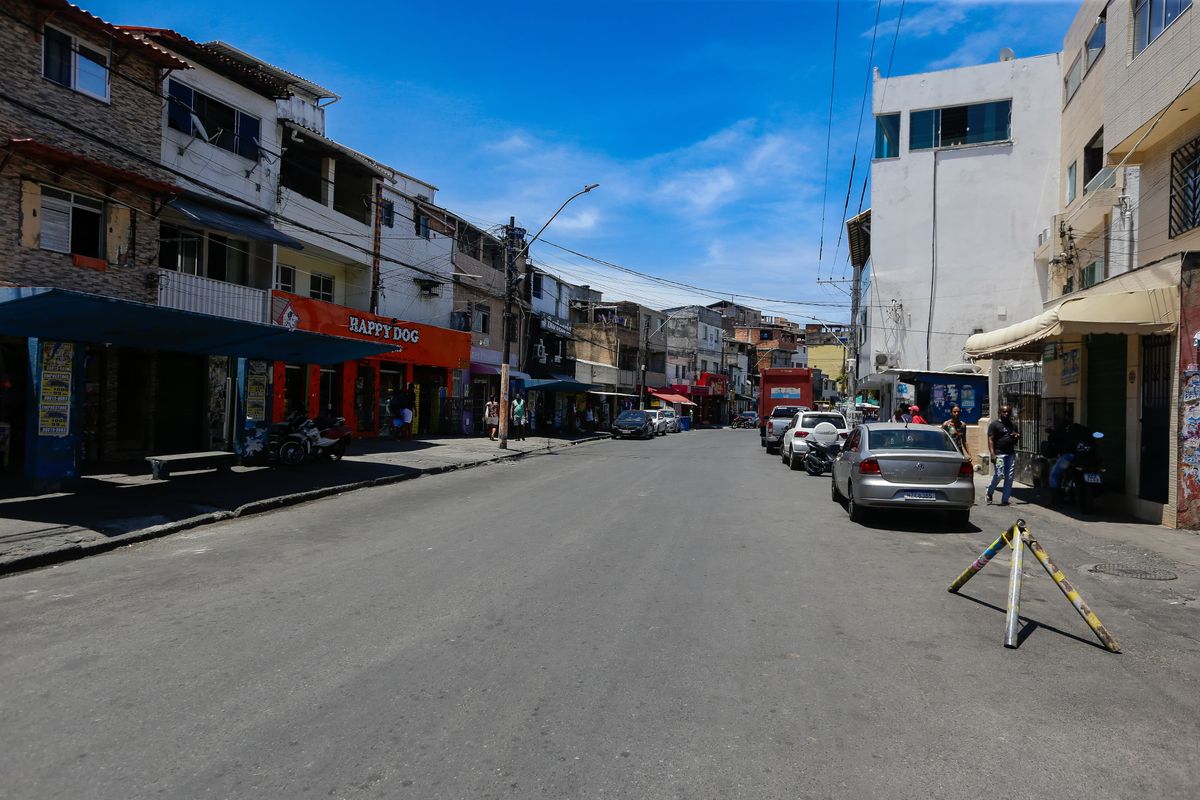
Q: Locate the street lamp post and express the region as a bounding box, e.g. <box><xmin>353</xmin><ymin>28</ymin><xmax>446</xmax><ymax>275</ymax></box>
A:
<box><xmin>499</xmin><ymin>184</ymin><xmax>599</xmax><ymax>449</ymax></box>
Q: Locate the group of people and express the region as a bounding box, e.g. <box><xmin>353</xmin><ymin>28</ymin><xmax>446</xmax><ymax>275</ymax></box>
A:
<box><xmin>483</xmin><ymin>394</ymin><xmax>528</xmax><ymax>441</ymax></box>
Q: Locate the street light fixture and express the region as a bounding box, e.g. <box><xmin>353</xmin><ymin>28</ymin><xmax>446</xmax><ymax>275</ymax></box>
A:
<box><xmin>498</xmin><ymin>184</ymin><xmax>600</xmax><ymax>449</ymax></box>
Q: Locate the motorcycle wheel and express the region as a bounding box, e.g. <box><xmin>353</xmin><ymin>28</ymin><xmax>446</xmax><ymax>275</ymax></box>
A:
<box><xmin>805</xmin><ymin>457</ymin><xmax>824</xmax><ymax>477</ymax></box>
<box><xmin>278</xmin><ymin>440</ymin><xmax>305</xmax><ymax>466</ymax></box>
<box><xmin>325</xmin><ymin>439</ymin><xmax>348</xmax><ymax>462</ymax></box>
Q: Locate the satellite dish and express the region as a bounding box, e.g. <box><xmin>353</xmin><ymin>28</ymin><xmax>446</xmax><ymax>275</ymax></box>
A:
<box><xmin>999</xmin><ymin>47</ymin><xmax>1016</xmax><ymax>62</ymax></box>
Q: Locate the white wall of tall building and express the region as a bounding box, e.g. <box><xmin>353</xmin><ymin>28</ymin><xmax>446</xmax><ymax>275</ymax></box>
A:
<box><xmin>866</xmin><ymin>53</ymin><xmax>1061</xmax><ymax>372</ymax></box>
<box><xmin>376</xmin><ymin>188</ymin><xmax>453</xmax><ymax>326</ymax></box>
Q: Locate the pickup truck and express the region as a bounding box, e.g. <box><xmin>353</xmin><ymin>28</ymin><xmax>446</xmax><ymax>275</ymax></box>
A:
<box><xmin>763</xmin><ymin>405</ymin><xmax>807</xmax><ymax>454</ymax></box>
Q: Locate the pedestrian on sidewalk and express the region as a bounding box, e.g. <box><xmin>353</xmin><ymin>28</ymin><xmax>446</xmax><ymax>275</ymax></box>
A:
<box><xmin>512</xmin><ymin>393</ymin><xmax>527</xmax><ymax>441</ymax></box>
<box><xmin>584</xmin><ymin>404</ymin><xmax>595</xmax><ymax>432</ymax></box>
<box><xmin>909</xmin><ymin>405</ymin><xmax>928</xmax><ymax>424</ymax></box>
<box><xmin>942</xmin><ymin>405</ymin><xmax>967</xmax><ymax>454</ymax></box>
<box><xmin>987</xmin><ymin>404</ymin><xmax>1020</xmax><ymax>506</ymax></box>
<box><xmin>400</xmin><ymin>383</ymin><xmax>416</xmax><ymax>440</ymax></box>
<box><xmin>386</xmin><ymin>390</ymin><xmax>404</xmax><ymax>439</ymax></box>
<box><xmin>485</xmin><ymin>396</ymin><xmax>500</xmax><ymax>440</ymax></box>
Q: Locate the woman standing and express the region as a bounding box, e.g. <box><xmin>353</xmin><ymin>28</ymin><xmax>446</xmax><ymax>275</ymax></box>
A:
<box><xmin>484</xmin><ymin>396</ymin><xmax>500</xmax><ymax>441</ymax></box>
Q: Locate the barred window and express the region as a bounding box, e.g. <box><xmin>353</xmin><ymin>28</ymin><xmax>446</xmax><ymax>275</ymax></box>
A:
<box><xmin>1170</xmin><ymin>135</ymin><xmax>1200</xmax><ymax>238</ymax></box>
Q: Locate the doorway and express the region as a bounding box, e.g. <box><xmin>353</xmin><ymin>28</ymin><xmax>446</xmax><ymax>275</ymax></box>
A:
<box><xmin>413</xmin><ymin>366</ymin><xmax>445</xmax><ymax>435</ymax></box>
<box><xmin>1085</xmin><ymin>334</ymin><xmax>1127</xmax><ymax>492</ymax></box>
<box><xmin>0</xmin><ymin>339</ymin><xmax>29</xmax><ymax>472</ymax></box>
<box><xmin>153</xmin><ymin>352</ymin><xmax>205</xmax><ymax>454</ymax></box>
<box><xmin>1139</xmin><ymin>334</ymin><xmax>1171</xmax><ymax>503</ymax></box>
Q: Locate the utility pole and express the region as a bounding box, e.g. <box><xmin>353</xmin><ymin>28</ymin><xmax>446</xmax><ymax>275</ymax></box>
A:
<box><xmin>849</xmin><ymin>256</ymin><xmax>864</xmax><ymax>405</ymax></box>
<box><xmin>498</xmin><ymin>216</ymin><xmax>524</xmax><ymax>449</ymax></box>
<box><xmin>639</xmin><ymin>314</ymin><xmax>649</xmax><ymax>410</ymax></box>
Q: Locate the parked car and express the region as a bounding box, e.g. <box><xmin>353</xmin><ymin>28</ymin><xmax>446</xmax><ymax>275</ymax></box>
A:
<box><xmin>644</xmin><ymin>409</ymin><xmax>670</xmax><ymax>436</ymax></box>
<box><xmin>780</xmin><ymin>411</ymin><xmax>850</xmax><ymax>469</ymax></box>
<box><xmin>831</xmin><ymin>423</ymin><xmax>975</xmax><ymax>526</ymax></box>
<box><xmin>659</xmin><ymin>408</ymin><xmax>681</xmax><ymax>433</ymax></box>
<box><xmin>612</xmin><ymin>410</ymin><xmax>656</xmax><ymax>439</ymax></box>
<box><xmin>763</xmin><ymin>405</ymin><xmax>807</xmax><ymax>453</ymax></box>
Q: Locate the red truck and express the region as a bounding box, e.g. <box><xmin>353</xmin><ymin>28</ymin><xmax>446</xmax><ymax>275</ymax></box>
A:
<box><xmin>758</xmin><ymin>368</ymin><xmax>814</xmax><ymax>452</ymax></box>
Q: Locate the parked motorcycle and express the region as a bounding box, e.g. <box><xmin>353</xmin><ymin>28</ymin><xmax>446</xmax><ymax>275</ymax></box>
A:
<box><xmin>1059</xmin><ymin>430</ymin><xmax>1106</xmax><ymax>512</ymax></box>
<box><xmin>276</xmin><ymin>412</ymin><xmax>352</xmax><ymax>465</ymax></box>
<box><xmin>804</xmin><ymin>438</ymin><xmax>842</xmax><ymax>477</ymax></box>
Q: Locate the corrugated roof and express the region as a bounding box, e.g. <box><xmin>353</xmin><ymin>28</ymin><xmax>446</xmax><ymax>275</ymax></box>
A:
<box><xmin>203</xmin><ymin>41</ymin><xmax>339</xmax><ymax>101</ymax></box>
<box><xmin>119</xmin><ymin>28</ymin><xmax>290</xmax><ymax>98</ymax></box>
<box><xmin>35</xmin><ymin>1</ymin><xmax>190</xmax><ymax>69</ymax></box>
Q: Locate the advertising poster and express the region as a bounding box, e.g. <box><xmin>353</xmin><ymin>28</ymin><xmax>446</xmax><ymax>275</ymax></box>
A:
<box><xmin>246</xmin><ymin>361</ymin><xmax>269</xmax><ymax>422</ymax></box>
<box><xmin>38</xmin><ymin>342</ymin><xmax>74</xmax><ymax>438</ymax></box>
<box><xmin>1061</xmin><ymin>348</ymin><xmax>1081</xmax><ymax>385</ymax></box>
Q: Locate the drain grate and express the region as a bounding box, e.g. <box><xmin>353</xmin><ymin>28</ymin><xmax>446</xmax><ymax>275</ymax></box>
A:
<box><xmin>1090</xmin><ymin>563</ymin><xmax>1178</xmax><ymax>581</ymax></box>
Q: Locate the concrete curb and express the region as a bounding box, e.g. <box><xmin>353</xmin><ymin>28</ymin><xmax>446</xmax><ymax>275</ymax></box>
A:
<box><xmin>0</xmin><ymin>435</ymin><xmax>609</xmax><ymax>578</ymax></box>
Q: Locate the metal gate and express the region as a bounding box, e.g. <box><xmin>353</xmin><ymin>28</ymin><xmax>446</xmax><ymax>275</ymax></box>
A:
<box><xmin>998</xmin><ymin>361</ymin><xmax>1043</xmax><ymax>486</ymax></box>
<box><xmin>1140</xmin><ymin>335</ymin><xmax>1172</xmax><ymax>503</ymax></box>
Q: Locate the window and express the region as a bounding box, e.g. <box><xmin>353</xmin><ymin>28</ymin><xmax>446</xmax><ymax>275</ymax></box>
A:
<box><xmin>1135</xmin><ymin>0</ymin><xmax>1191</xmax><ymax>56</ymax></box>
<box><xmin>207</xmin><ymin>234</ymin><xmax>248</xmax><ymax>283</ymax></box>
<box><xmin>1066</xmin><ymin>161</ymin><xmax>1078</xmax><ymax>205</ymax></box>
<box><xmin>1085</xmin><ymin>10</ymin><xmax>1106</xmax><ymax>71</ymax></box>
<box><xmin>40</xmin><ymin>186</ymin><xmax>103</xmax><ymax>257</ymax></box>
<box><xmin>167</xmin><ymin>79</ymin><xmax>261</xmax><ymax>161</ymax></box>
<box><xmin>1082</xmin><ymin>259</ymin><xmax>1104</xmax><ymax>288</ymax></box>
<box><xmin>700</xmin><ymin>360</ymin><xmax>709</xmax><ymax>373</ymax></box>
<box><xmin>159</xmin><ymin>223</ymin><xmax>201</xmax><ymax>274</ymax></box>
<box><xmin>474</xmin><ymin>304</ymin><xmax>490</xmax><ymax>334</ymax></box>
<box><xmin>1170</xmin><ymin>134</ymin><xmax>1200</xmax><ymax>237</ymax></box>
<box><xmin>381</xmin><ymin>200</ymin><xmax>395</xmax><ymax>228</ymax></box>
<box><xmin>414</xmin><ymin>213</ymin><xmax>430</xmax><ymax>239</ymax></box>
<box><xmin>909</xmin><ymin>101</ymin><xmax>1011</xmax><ymax>150</ymax></box>
<box><xmin>531</xmin><ymin>272</ymin><xmax>543</xmax><ymax>299</ymax></box>
<box><xmin>874</xmin><ymin>113</ymin><xmax>900</xmax><ymax>159</ymax></box>
<box><xmin>1083</xmin><ymin>128</ymin><xmax>1104</xmax><ymax>190</ymax></box>
<box><xmin>1064</xmin><ymin>54</ymin><xmax>1082</xmax><ymax>105</ymax></box>
<box><xmin>759</xmin><ymin>330</ymin><xmax>773</xmax><ymax>341</ymax></box>
<box><xmin>42</xmin><ymin>26</ymin><xmax>110</xmax><ymax>102</ymax></box>
<box><xmin>275</xmin><ymin>264</ymin><xmax>296</xmax><ymax>293</ymax></box>
<box><xmin>309</xmin><ymin>272</ymin><xmax>334</xmax><ymax>302</ymax></box>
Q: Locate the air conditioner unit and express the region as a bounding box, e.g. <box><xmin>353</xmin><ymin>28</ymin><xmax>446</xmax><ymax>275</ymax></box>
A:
<box><xmin>874</xmin><ymin>352</ymin><xmax>890</xmax><ymax>367</ymax></box>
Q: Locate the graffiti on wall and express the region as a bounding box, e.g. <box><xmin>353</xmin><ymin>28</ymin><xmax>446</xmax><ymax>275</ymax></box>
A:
<box><xmin>1180</xmin><ymin>371</ymin><xmax>1200</xmax><ymax>528</ymax></box>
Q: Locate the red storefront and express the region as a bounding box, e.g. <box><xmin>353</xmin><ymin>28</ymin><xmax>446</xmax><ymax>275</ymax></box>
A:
<box><xmin>270</xmin><ymin>292</ymin><xmax>471</xmax><ymax>436</ymax></box>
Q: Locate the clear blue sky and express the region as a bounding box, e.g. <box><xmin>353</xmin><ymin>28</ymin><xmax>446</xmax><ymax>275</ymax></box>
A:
<box><xmin>91</xmin><ymin>0</ymin><xmax>1078</xmax><ymax>321</ymax></box>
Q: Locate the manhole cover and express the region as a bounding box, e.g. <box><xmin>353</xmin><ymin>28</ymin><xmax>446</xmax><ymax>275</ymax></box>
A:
<box><xmin>1090</xmin><ymin>563</ymin><xmax>1178</xmax><ymax>581</ymax></box>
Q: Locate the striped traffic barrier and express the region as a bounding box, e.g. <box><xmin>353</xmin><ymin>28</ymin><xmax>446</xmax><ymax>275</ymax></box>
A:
<box><xmin>946</xmin><ymin>519</ymin><xmax>1120</xmax><ymax>653</ymax></box>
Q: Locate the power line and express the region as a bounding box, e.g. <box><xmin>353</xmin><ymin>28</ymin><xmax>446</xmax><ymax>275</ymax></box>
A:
<box><xmin>816</xmin><ymin>0</ymin><xmax>842</xmax><ymax>279</ymax></box>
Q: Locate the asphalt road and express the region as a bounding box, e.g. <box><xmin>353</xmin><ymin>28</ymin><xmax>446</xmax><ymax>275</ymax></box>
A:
<box><xmin>1</xmin><ymin>429</ymin><xmax>1198</xmax><ymax>799</ymax></box>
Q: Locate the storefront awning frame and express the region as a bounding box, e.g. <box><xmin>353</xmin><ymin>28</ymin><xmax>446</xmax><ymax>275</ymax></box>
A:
<box><xmin>0</xmin><ymin>287</ymin><xmax>394</xmax><ymax>364</ymax></box>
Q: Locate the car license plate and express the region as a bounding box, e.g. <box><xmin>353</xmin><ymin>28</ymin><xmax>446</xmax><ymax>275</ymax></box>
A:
<box><xmin>904</xmin><ymin>490</ymin><xmax>936</xmax><ymax>501</ymax></box>
<box><xmin>1084</xmin><ymin>472</ymin><xmax>1102</xmax><ymax>484</ymax></box>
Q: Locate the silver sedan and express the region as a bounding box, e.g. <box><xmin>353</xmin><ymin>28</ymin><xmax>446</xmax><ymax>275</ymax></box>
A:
<box><xmin>831</xmin><ymin>423</ymin><xmax>975</xmax><ymax>526</ymax></box>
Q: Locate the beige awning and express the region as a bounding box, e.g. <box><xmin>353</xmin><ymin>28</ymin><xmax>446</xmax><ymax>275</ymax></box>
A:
<box><xmin>965</xmin><ymin>286</ymin><xmax>1179</xmax><ymax>359</ymax></box>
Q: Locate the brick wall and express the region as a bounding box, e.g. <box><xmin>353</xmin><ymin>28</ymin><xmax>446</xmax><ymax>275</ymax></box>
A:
<box><xmin>0</xmin><ymin>0</ymin><xmax>175</xmax><ymax>302</ymax></box>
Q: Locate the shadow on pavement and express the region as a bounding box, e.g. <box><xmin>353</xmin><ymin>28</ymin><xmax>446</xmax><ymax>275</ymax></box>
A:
<box><xmin>952</xmin><ymin>592</ymin><xmax>1111</xmax><ymax>652</ymax></box>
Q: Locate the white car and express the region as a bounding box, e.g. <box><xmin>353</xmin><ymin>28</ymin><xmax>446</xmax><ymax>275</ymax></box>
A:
<box><xmin>644</xmin><ymin>409</ymin><xmax>671</xmax><ymax>436</ymax></box>
<box><xmin>659</xmin><ymin>408</ymin><xmax>681</xmax><ymax>433</ymax></box>
<box><xmin>780</xmin><ymin>411</ymin><xmax>850</xmax><ymax>470</ymax></box>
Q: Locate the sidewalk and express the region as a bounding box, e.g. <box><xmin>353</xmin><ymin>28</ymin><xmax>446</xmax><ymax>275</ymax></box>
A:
<box><xmin>0</xmin><ymin>432</ymin><xmax>607</xmax><ymax>576</ymax></box>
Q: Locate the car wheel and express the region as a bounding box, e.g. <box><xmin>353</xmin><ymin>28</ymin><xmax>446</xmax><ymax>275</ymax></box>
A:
<box><xmin>847</xmin><ymin>485</ymin><xmax>867</xmax><ymax>524</ymax></box>
<box><xmin>788</xmin><ymin>446</ymin><xmax>803</xmax><ymax>471</ymax></box>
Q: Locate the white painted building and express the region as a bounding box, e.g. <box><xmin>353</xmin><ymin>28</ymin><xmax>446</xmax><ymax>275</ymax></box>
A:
<box><xmin>864</xmin><ymin>52</ymin><xmax>1062</xmax><ymax>373</ymax></box>
<box><xmin>374</xmin><ymin>174</ymin><xmax>454</xmax><ymax>328</ymax></box>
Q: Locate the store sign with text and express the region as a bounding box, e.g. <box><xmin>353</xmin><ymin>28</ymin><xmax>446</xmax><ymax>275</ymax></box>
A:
<box><xmin>271</xmin><ymin>292</ymin><xmax>471</xmax><ymax>369</ymax></box>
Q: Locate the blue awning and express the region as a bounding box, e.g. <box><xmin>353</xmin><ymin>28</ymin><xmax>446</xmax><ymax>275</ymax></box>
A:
<box><xmin>0</xmin><ymin>287</ymin><xmax>394</xmax><ymax>364</ymax></box>
<box><xmin>525</xmin><ymin>379</ymin><xmax>595</xmax><ymax>393</ymax></box>
<box><xmin>168</xmin><ymin>197</ymin><xmax>303</xmax><ymax>250</ymax></box>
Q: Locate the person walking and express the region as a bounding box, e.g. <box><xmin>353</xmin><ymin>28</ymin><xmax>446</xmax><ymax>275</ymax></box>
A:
<box><xmin>909</xmin><ymin>405</ymin><xmax>928</xmax><ymax>424</ymax></box>
<box><xmin>511</xmin><ymin>393</ymin><xmax>527</xmax><ymax>441</ymax></box>
<box><xmin>399</xmin><ymin>382</ymin><xmax>416</xmax><ymax>440</ymax></box>
<box><xmin>942</xmin><ymin>405</ymin><xmax>967</xmax><ymax>454</ymax></box>
<box><xmin>484</xmin><ymin>396</ymin><xmax>500</xmax><ymax>440</ymax></box>
<box><xmin>987</xmin><ymin>404</ymin><xmax>1020</xmax><ymax>506</ymax></box>
<box><xmin>386</xmin><ymin>389</ymin><xmax>404</xmax><ymax>439</ymax></box>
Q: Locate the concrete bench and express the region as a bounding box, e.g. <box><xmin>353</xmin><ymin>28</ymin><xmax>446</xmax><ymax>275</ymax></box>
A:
<box><xmin>146</xmin><ymin>451</ymin><xmax>237</xmax><ymax>480</ymax></box>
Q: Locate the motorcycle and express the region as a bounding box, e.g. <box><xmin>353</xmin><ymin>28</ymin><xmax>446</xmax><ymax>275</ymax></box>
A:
<box><xmin>804</xmin><ymin>438</ymin><xmax>842</xmax><ymax>477</ymax></box>
<box><xmin>1059</xmin><ymin>430</ymin><xmax>1105</xmax><ymax>512</ymax></box>
<box><xmin>276</xmin><ymin>412</ymin><xmax>352</xmax><ymax>465</ymax></box>
<box><xmin>733</xmin><ymin>414</ymin><xmax>759</xmax><ymax>429</ymax></box>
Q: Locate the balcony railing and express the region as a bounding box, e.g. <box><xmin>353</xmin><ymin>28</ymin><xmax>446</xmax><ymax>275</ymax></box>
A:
<box><xmin>157</xmin><ymin>269</ymin><xmax>268</xmax><ymax>323</ymax></box>
<box><xmin>1084</xmin><ymin>166</ymin><xmax>1117</xmax><ymax>194</ymax></box>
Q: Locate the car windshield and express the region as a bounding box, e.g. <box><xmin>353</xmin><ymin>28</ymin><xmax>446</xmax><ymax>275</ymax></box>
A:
<box><xmin>801</xmin><ymin>413</ymin><xmax>846</xmax><ymax>429</ymax></box>
<box><xmin>771</xmin><ymin>406</ymin><xmax>801</xmax><ymax>418</ymax></box>
<box><xmin>617</xmin><ymin>411</ymin><xmax>647</xmax><ymax>423</ymax></box>
<box><xmin>867</xmin><ymin>428</ymin><xmax>958</xmax><ymax>452</ymax></box>
<box><xmin>662</xmin><ymin>411</ymin><xmax>675</xmax><ymax>418</ymax></box>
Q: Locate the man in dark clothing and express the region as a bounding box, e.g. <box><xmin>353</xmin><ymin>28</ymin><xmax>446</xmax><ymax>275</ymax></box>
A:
<box><xmin>986</xmin><ymin>405</ymin><xmax>1020</xmax><ymax>505</ymax></box>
